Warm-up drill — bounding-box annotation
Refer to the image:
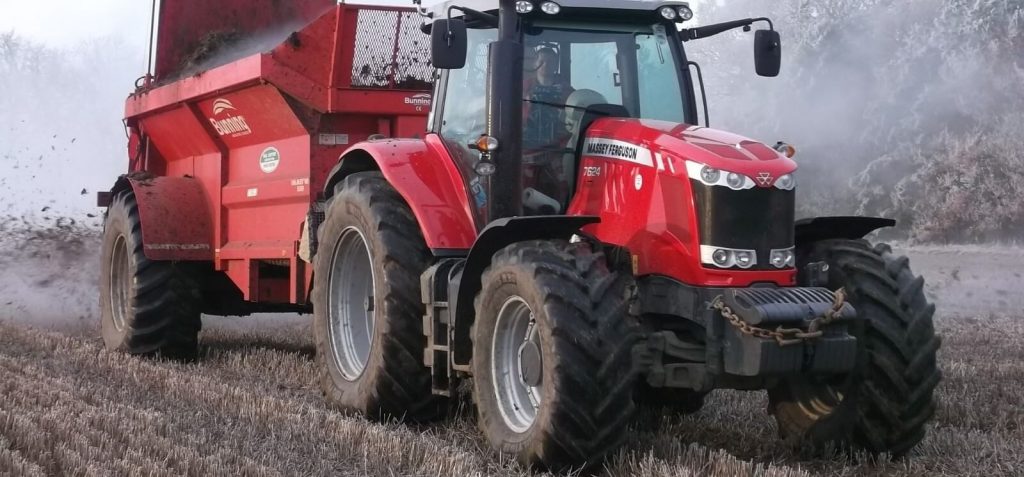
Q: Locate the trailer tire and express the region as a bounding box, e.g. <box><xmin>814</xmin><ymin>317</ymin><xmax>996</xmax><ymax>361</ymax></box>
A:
<box><xmin>472</xmin><ymin>240</ymin><xmax>640</xmax><ymax>470</ymax></box>
<box><xmin>768</xmin><ymin>239</ymin><xmax>941</xmax><ymax>457</ymax></box>
<box><xmin>313</xmin><ymin>172</ymin><xmax>443</xmax><ymax>422</ymax></box>
<box><xmin>99</xmin><ymin>191</ymin><xmax>202</xmax><ymax>360</ymax></box>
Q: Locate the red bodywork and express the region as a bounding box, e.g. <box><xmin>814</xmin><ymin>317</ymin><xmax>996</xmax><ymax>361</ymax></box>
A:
<box><xmin>120</xmin><ymin>2</ymin><xmax>438</xmax><ymax>303</ymax></box>
<box><xmin>566</xmin><ymin>119</ymin><xmax>799</xmax><ymax>287</ymax></box>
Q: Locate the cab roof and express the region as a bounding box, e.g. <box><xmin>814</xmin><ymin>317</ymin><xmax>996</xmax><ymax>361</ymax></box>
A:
<box><xmin>428</xmin><ymin>0</ymin><xmax>690</xmax><ymax>19</ymax></box>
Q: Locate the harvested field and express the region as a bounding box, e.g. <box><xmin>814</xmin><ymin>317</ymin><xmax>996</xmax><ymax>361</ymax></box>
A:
<box><xmin>1</xmin><ymin>242</ymin><xmax>1023</xmax><ymax>476</ymax></box>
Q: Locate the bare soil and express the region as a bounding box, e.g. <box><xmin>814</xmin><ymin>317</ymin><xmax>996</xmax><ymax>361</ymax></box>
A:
<box><xmin>1</xmin><ymin>231</ymin><xmax>1022</xmax><ymax>476</ymax></box>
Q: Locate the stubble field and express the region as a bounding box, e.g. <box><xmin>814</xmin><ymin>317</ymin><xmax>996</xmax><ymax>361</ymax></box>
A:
<box><xmin>1</xmin><ymin>232</ymin><xmax>1022</xmax><ymax>476</ymax></box>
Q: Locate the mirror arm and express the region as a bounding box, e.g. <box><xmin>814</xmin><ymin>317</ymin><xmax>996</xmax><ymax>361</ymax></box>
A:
<box><xmin>448</xmin><ymin>5</ymin><xmax>499</xmax><ymax>28</ymax></box>
<box><xmin>682</xmin><ymin>17</ymin><xmax>773</xmax><ymax>41</ymax></box>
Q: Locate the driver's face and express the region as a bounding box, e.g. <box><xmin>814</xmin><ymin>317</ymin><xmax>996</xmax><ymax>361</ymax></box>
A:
<box><xmin>535</xmin><ymin>51</ymin><xmax>557</xmax><ymax>77</ymax></box>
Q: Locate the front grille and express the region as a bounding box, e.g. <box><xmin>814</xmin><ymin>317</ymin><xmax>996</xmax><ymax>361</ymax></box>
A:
<box><xmin>690</xmin><ymin>180</ymin><xmax>794</xmax><ymax>270</ymax></box>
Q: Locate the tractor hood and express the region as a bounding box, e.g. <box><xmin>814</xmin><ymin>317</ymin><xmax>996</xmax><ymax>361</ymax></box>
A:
<box><xmin>583</xmin><ymin>118</ymin><xmax>797</xmax><ymax>186</ymax></box>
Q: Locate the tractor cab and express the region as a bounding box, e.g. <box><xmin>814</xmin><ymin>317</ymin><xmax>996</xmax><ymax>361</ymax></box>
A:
<box><xmin>424</xmin><ymin>0</ymin><xmax>780</xmax><ymax>221</ymax></box>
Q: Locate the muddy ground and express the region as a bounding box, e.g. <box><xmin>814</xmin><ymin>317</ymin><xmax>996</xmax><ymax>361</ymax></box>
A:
<box><xmin>1</xmin><ymin>226</ymin><xmax>1022</xmax><ymax>476</ymax></box>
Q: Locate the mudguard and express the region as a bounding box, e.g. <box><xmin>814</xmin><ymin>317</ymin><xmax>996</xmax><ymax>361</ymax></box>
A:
<box><xmin>450</xmin><ymin>215</ymin><xmax>600</xmax><ymax>367</ymax></box>
<box><xmin>795</xmin><ymin>216</ymin><xmax>896</xmax><ymax>246</ymax></box>
<box><xmin>323</xmin><ymin>136</ymin><xmax>478</xmax><ymax>251</ymax></box>
<box><xmin>101</xmin><ymin>174</ymin><xmax>214</xmax><ymax>261</ymax></box>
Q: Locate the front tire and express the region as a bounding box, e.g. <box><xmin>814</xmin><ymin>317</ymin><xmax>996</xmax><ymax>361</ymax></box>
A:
<box><xmin>312</xmin><ymin>172</ymin><xmax>443</xmax><ymax>421</ymax></box>
<box><xmin>99</xmin><ymin>191</ymin><xmax>202</xmax><ymax>360</ymax></box>
<box><xmin>471</xmin><ymin>241</ymin><xmax>639</xmax><ymax>470</ymax></box>
<box><xmin>768</xmin><ymin>239</ymin><xmax>941</xmax><ymax>456</ymax></box>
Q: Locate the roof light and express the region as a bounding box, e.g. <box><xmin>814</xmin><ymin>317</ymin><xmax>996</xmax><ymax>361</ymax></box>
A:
<box><xmin>658</xmin><ymin>6</ymin><xmax>677</xmax><ymax>20</ymax></box>
<box><xmin>540</xmin><ymin>1</ymin><xmax>560</xmax><ymax>14</ymax></box>
<box><xmin>678</xmin><ymin>5</ymin><xmax>694</xmax><ymax>21</ymax></box>
<box><xmin>515</xmin><ymin>1</ymin><xmax>534</xmax><ymax>14</ymax></box>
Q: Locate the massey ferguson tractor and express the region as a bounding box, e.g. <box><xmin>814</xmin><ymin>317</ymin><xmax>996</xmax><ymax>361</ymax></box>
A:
<box><xmin>98</xmin><ymin>0</ymin><xmax>941</xmax><ymax>470</ymax></box>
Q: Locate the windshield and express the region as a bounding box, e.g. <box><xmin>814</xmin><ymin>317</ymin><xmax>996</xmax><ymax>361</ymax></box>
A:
<box><xmin>522</xmin><ymin>21</ymin><xmax>689</xmax><ymax>150</ymax></box>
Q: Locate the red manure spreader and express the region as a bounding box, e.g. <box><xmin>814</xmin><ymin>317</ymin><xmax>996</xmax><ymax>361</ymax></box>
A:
<box><xmin>98</xmin><ymin>0</ymin><xmax>940</xmax><ymax>469</ymax></box>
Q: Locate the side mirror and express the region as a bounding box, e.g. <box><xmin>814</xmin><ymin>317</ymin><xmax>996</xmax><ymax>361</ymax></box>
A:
<box><xmin>431</xmin><ymin>19</ymin><xmax>467</xmax><ymax>69</ymax></box>
<box><xmin>754</xmin><ymin>29</ymin><xmax>781</xmax><ymax>77</ymax></box>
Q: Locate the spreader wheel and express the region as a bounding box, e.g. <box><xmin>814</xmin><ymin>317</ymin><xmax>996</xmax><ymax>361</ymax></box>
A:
<box><xmin>99</xmin><ymin>191</ymin><xmax>202</xmax><ymax>360</ymax></box>
<box><xmin>768</xmin><ymin>239</ymin><xmax>941</xmax><ymax>457</ymax></box>
<box><xmin>471</xmin><ymin>240</ymin><xmax>640</xmax><ymax>470</ymax></box>
<box><xmin>312</xmin><ymin>172</ymin><xmax>444</xmax><ymax>422</ymax></box>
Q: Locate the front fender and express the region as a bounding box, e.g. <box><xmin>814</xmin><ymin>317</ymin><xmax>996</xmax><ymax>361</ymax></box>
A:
<box><xmin>324</xmin><ymin>136</ymin><xmax>477</xmax><ymax>251</ymax></box>
<box><xmin>795</xmin><ymin>216</ymin><xmax>896</xmax><ymax>246</ymax></box>
<box><xmin>101</xmin><ymin>174</ymin><xmax>214</xmax><ymax>261</ymax></box>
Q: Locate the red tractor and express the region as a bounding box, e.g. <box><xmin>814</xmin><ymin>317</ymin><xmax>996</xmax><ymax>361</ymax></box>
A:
<box><xmin>98</xmin><ymin>0</ymin><xmax>940</xmax><ymax>470</ymax></box>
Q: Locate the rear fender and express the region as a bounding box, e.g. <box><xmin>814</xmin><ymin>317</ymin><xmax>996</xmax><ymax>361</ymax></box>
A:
<box><xmin>99</xmin><ymin>175</ymin><xmax>214</xmax><ymax>261</ymax></box>
<box><xmin>323</xmin><ymin>137</ymin><xmax>478</xmax><ymax>251</ymax></box>
<box><xmin>450</xmin><ymin>215</ymin><xmax>600</xmax><ymax>367</ymax></box>
<box><xmin>795</xmin><ymin>216</ymin><xmax>895</xmax><ymax>247</ymax></box>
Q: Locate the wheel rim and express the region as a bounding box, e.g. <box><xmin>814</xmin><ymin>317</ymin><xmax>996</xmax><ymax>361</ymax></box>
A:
<box><xmin>491</xmin><ymin>296</ymin><xmax>543</xmax><ymax>433</ymax></box>
<box><xmin>327</xmin><ymin>227</ymin><xmax>376</xmax><ymax>381</ymax></box>
<box><xmin>109</xmin><ymin>234</ymin><xmax>131</xmax><ymax>331</ymax></box>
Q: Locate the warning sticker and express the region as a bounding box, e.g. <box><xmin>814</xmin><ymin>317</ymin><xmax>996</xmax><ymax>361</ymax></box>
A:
<box><xmin>260</xmin><ymin>147</ymin><xmax>280</xmax><ymax>173</ymax></box>
<box><xmin>582</xmin><ymin>138</ymin><xmax>653</xmax><ymax>167</ymax></box>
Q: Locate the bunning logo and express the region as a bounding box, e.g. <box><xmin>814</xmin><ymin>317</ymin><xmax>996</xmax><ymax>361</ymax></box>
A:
<box><xmin>404</xmin><ymin>93</ymin><xmax>432</xmax><ymax>107</ymax></box>
<box><xmin>208</xmin><ymin>98</ymin><xmax>252</xmax><ymax>137</ymax></box>
<box><xmin>756</xmin><ymin>172</ymin><xmax>774</xmax><ymax>186</ymax></box>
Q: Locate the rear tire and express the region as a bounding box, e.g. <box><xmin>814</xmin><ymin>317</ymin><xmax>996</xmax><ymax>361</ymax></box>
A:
<box><xmin>768</xmin><ymin>239</ymin><xmax>941</xmax><ymax>457</ymax></box>
<box><xmin>471</xmin><ymin>240</ymin><xmax>640</xmax><ymax>470</ymax></box>
<box><xmin>312</xmin><ymin>172</ymin><xmax>443</xmax><ymax>421</ymax></box>
<box><xmin>99</xmin><ymin>191</ymin><xmax>202</xmax><ymax>360</ymax></box>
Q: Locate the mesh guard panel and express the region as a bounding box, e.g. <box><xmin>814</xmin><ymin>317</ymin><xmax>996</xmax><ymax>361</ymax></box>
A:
<box><xmin>351</xmin><ymin>10</ymin><xmax>433</xmax><ymax>90</ymax></box>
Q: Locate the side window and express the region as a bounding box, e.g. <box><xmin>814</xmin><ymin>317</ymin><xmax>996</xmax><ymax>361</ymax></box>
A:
<box><xmin>438</xmin><ymin>28</ymin><xmax>497</xmax><ymax>223</ymax></box>
<box><xmin>568</xmin><ymin>42</ymin><xmax>622</xmax><ymax>105</ymax></box>
<box><xmin>439</xmin><ymin>29</ymin><xmax>496</xmax><ymax>150</ymax></box>
<box><xmin>636</xmin><ymin>27</ymin><xmax>686</xmax><ymax>123</ymax></box>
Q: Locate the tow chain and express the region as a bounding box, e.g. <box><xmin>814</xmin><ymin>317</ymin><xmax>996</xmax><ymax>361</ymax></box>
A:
<box><xmin>710</xmin><ymin>288</ymin><xmax>848</xmax><ymax>346</ymax></box>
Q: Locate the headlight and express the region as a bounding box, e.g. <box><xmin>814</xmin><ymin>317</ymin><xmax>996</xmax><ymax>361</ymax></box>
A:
<box><xmin>540</xmin><ymin>1</ymin><xmax>560</xmax><ymax>14</ymax></box>
<box><xmin>515</xmin><ymin>1</ymin><xmax>534</xmax><ymax>13</ymax></box>
<box><xmin>775</xmin><ymin>174</ymin><xmax>796</xmax><ymax>190</ymax></box>
<box><xmin>658</xmin><ymin>6</ymin><xmax>678</xmax><ymax>20</ymax></box>
<box><xmin>700</xmin><ymin>245</ymin><xmax>758</xmax><ymax>269</ymax></box>
<box><xmin>726</xmin><ymin>172</ymin><xmax>744</xmax><ymax>189</ymax></box>
<box><xmin>712</xmin><ymin>249</ymin><xmax>730</xmax><ymax>266</ymax></box>
<box><xmin>700</xmin><ymin>165</ymin><xmax>720</xmax><ymax>183</ymax></box>
<box><xmin>769</xmin><ymin>247</ymin><xmax>795</xmax><ymax>268</ymax></box>
<box><xmin>734</xmin><ymin>250</ymin><xmax>755</xmax><ymax>269</ymax></box>
<box><xmin>677</xmin><ymin>6</ymin><xmax>694</xmax><ymax>21</ymax></box>
<box><xmin>686</xmin><ymin>161</ymin><xmax>755</xmax><ymax>190</ymax></box>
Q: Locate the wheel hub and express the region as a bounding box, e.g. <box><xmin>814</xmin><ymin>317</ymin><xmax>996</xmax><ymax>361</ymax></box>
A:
<box><xmin>327</xmin><ymin>227</ymin><xmax>376</xmax><ymax>381</ymax></box>
<box><xmin>492</xmin><ymin>296</ymin><xmax>544</xmax><ymax>433</ymax></box>
<box><xmin>517</xmin><ymin>340</ymin><xmax>542</xmax><ymax>387</ymax></box>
